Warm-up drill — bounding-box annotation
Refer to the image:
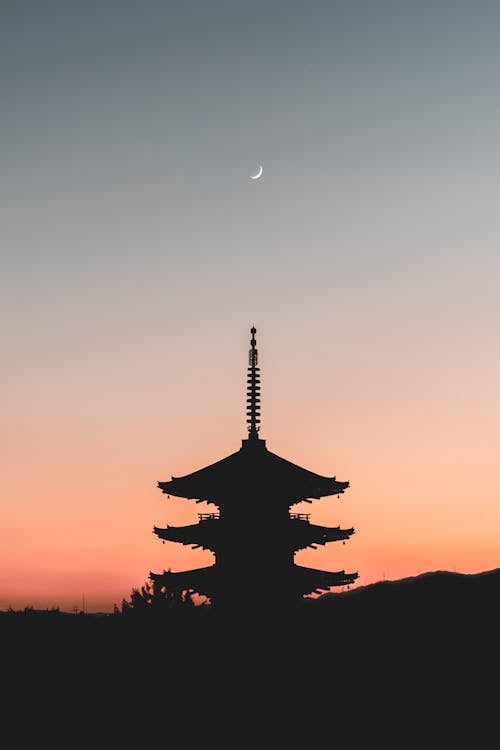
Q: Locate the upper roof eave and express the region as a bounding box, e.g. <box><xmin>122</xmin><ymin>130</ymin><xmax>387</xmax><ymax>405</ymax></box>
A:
<box><xmin>158</xmin><ymin>441</ymin><xmax>348</xmax><ymax>501</ymax></box>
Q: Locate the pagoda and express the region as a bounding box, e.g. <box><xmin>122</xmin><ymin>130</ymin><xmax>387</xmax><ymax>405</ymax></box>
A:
<box><xmin>150</xmin><ymin>327</ymin><xmax>358</xmax><ymax>614</ymax></box>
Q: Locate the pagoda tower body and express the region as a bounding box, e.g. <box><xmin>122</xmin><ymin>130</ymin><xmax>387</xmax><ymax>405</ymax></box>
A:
<box><xmin>150</xmin><ymin>327</ymin><xmax>358</xmax><ymax>614</ymax></box>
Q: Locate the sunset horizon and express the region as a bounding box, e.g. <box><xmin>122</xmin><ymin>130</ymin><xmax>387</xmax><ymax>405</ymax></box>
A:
<box><xmin>3</xmin><ymin>2</ymin><xmax>500</xmax><ymax>614</ymax></box>
<box><xmin>3</xmin><ymin>322</ymin><xmax>499</xmax><ymax>614</ymax></box>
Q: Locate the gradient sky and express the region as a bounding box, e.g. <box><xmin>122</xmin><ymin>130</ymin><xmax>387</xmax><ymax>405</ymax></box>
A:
<box><xmin>2</xmin><ymin>1</ymin><xmax>500</xmax><ymax>612</ymax></box>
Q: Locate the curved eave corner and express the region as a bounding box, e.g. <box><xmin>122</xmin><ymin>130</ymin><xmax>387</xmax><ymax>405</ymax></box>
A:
<box><xmin>294</xmin><ymin>565</ymin><xmax>359</xmax><ymax>596</ymax></box>
<box><xmin>149</xmin><ymin>566</ymin><xmax>216</xmax><ymax>600</ymax></box>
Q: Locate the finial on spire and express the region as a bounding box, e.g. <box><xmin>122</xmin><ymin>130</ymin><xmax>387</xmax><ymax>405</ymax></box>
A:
<box><xmin>246</xmin><ymin>326</ymin><xmax>261</xmax><ymax>440</ymax></box>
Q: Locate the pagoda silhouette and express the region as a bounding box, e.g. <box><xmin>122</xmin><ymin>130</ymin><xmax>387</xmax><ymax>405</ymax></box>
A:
<box><xmin>150</xmin><ymin>327</ymin><xmax>358</xmax><ymax>615</ymax></box>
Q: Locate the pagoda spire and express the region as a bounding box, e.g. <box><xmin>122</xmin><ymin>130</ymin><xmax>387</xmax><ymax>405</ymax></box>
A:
<box><xmin>246</xmin><ymin>326</ymin><xmax>261</xmax><ymax>441</ymax></box>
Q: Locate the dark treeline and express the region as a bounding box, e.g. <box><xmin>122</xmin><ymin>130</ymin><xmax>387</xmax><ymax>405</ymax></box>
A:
<box><xmin>4</xmin><ymin>569</ymin><xmax>499</xmax><ymax>744</ymax></box>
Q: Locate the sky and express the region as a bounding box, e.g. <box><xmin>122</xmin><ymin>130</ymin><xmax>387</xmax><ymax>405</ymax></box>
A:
<box><xmin>2</xmin><ymin>0</ymin><xmax>500</xmax><ymax>612</ymax></box>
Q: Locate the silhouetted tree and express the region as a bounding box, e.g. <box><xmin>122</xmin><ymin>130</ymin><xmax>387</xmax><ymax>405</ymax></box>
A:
<box><xmin>118</xmin><ymin>577</ymin><xmax>196</xmax><ymax>617</ymax></box>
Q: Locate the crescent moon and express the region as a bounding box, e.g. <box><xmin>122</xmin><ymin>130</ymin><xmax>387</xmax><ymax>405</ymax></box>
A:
<box><xmin>250</xmin><ymin>164</ymin><xmax>263</xmax><ymax>180</ymax></box>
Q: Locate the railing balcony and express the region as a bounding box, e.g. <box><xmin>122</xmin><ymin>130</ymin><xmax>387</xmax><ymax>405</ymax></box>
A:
<box><xmin>198</xmin><ymin>513</ymin><xmax>220</xmax><ymax>522</ymax></box>
<box><xmin>290</xmin><ymin>513</ymin><xmax>310</xmax><ymax>522</ymax></box>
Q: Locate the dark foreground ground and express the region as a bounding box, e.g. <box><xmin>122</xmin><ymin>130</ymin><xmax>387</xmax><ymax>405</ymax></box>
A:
<box><xmin>3</xmin><ymin>569</ymin><xmax>500</xmax><ymax>745</ymax></box>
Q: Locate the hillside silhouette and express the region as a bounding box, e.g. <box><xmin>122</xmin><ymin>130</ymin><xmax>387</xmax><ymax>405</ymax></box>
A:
<box><xmin>5</xmin><ymin>568</ymin><xmax>499</xmax><ymax>744</ymax></box>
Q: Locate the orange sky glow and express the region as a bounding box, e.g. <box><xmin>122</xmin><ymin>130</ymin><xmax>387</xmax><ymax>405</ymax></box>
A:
<box><xmin>3</xmin><ymin>323</ymin><xmax>499</xmax><ymax>612</ymax></box>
